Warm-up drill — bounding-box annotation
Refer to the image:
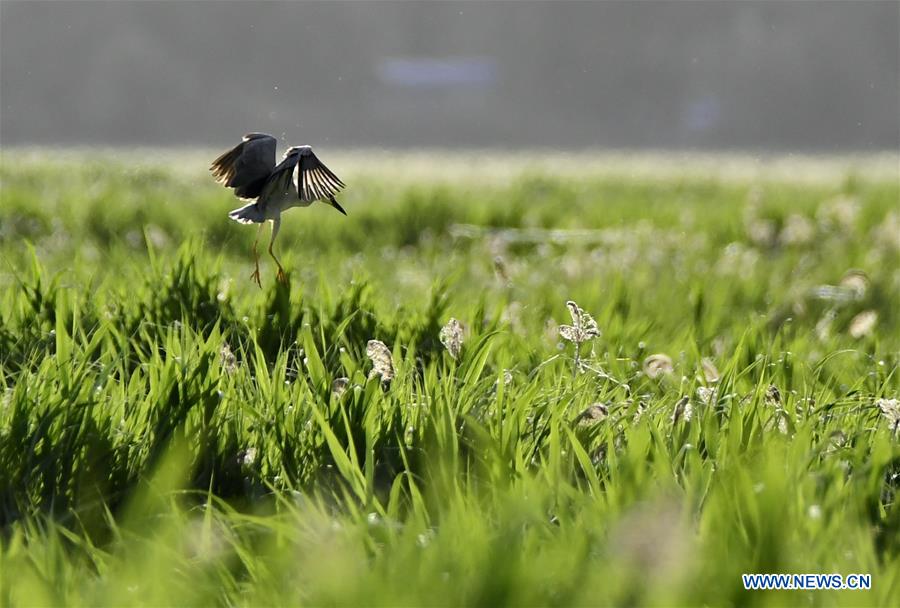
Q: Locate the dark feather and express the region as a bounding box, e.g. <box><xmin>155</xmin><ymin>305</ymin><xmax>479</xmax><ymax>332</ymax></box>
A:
<box><xmin>210</xmin><ymin>133</ymin><xmax>277</xmax><ymax>199</ymax></box>
<box><xmin>293</xmin><ymin>147</ymin><xmax>345</xmax><ymax>202</ymax></box>
<box><xmin>328</xmin><ymin>195</ymin><xmax>348</xmax><ymax>216</ymax></box>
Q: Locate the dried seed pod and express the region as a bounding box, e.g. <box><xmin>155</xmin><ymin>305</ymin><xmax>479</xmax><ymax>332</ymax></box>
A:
<box><xmin>839</xmin><ymin>269</ymin><xmax>869</xmax><ymax>299</ymax></box>
<box><xmin>671</xmin><ymin>396</ymin><xmax>692</xmax><ymax>425</ymax></box>
<box><xmin>558</xmin><ymin>300</ymin><xmax>601</xmax><ymax>344</ymax></box>
<box><xmin>848</xmin><ymin>310</ymin><xmax>878</xmax><ymax>339</ymax></box>
<box><xmin>331</xmin><ymin>377</ymin><xmax>350</xmax><ymax>396</ymax></box>
<box><xmin>700</xmin><ymin>358</ymin><xmax>720</xmax><ymax>383</ymax></box>
<box><xmin>779</xmin><ymin>213</ymin><xmax>815</xmax><ymax>246</ymax></box>
<box><xmin>220</xmin><ymin>343</ymin><xmax>238</xmax><ymax>374</ymax></box>
<box><xmin>765</xmin><ymin>385</ymin><xmax>782</xmax><ymax>407</ymax></box>
<box><xmin>877</xmin><ymin>398</ymin><xmax>900</xmax><ymax>434</ymax></box>
<box><xmin>366</xmin><ymin>340</ymin><xmax>395</xmax><ymax>386</ymax></box>
<box><xmin>576</xmin><ymin>403</ymin><xmax>609</xmax><ymax>425</ymax></box>
<box><xmin>439</xmin><ymin>318</ymin><xmax>465</xmax><ymax>360</ymax></box>
<box><xmin>696</xmin><ymin>386</ymin><xmax>717</xmax><ymax>406</ymax></box>
<box><xmin>643</xmin><ymin>354</ymin><xmax>674</xmax><ymax>379</ymax></box>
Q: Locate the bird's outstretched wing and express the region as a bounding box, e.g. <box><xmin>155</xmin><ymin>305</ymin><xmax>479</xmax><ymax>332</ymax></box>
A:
<box><xmin>210</xmin><ymin>133</ymin><xmax>277</xmax><ymax>199</ymax></box>
<box><xmin>292</xmin><ymin>146</ymin><xmax>346</xmax><ymax>202</ymax></box>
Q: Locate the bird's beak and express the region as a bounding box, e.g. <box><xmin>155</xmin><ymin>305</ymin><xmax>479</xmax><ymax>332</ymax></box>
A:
<box><xmin>329</xmin><ymin>196</ymin><xmax>348</xmax><ymax>216</ymax></box>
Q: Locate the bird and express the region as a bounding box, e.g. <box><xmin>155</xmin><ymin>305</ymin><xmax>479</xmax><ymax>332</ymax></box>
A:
<box><xmin>210</xmin><ymin>133</ymin><xmax>347</xmax><ymax>286</ymax></box>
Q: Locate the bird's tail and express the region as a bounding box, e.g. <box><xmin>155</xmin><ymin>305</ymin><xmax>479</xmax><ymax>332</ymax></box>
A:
<box><xmin>228</xmin><ymin>202</ymin><xmax>265</xmax><ymax>224</ymax></box>
<box><xmin>328</xmin><ymin>195</ymin><xmax>348</xmax><ymax>216</ymax></box>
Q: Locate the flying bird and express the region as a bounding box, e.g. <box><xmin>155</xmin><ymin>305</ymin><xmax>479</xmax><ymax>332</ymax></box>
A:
<box><xmin>210</xmin><ymin>133</ymin><xmax>347</xmax><ymax>286</ymax></box>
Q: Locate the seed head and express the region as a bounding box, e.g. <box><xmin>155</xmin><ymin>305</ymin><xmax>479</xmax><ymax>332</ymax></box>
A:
<box><xmin>439</xmin><ymin>318</ymin><xmax>465</xmax><ymax>360</ymax></box>
<box><xmin>764</xmin><ymin>385</ymin><xmax>789</xmax><ymax>435</ymax></box>
<box><xmin>220</xmin><ymin>343</ymin><xmax>237</xmax><ymax>374</ymax></box>
<box><xmin>671</xmin><ymin>396</ymin><xmax>692</xmax><ymax>425</ymax></box>
<box><xmin>576</xmin><ymin>403</ymin><xmax>609</xmax><ymax>425</ymax></box>
<box><xmin>366</xmin><ymin>340</ymin><xmax>395</xmax><ymax>386</ymax></box>
<box><xmin>815</xmin><ymin>308</ymin><xmax>837</xmax><ymax>340</ymax></box>
<box><xmin>558</xmin><ymin>300</ymin><xmax>600</xmax><ymax>344</ymax></box>
<box><xmin>765</xmin><ymin>384</ymin><xmax>782</xmax><ymax>407</ymax></box>
<box><xmin>779</xmin><ymin>214</ymin><xmax>815</xmax><ymax>246</ymax></box>
<box><xmin>839</xmin><ymin>269</ymin><xmax>869</xmax><ymax>299</ymax></box>
<box><xmin>817</xmin><ymin>195</ymin><xmax>859</xmax><ymax>231</ymax></box>
<box><xmin>331</xmin><ymin>377</ymin><xmax>350</xmax><ymax>396</ymax></box>
<box><xmin>643</xmin><ymin>354</ymin><xmax>674</xmax><ymax>379</ymax></box>
<box><xmin>746</xmin><ymin>219</ymin><xmax>778</xmax><ymax>248</ymax></box>
<box><xmin>632</xmin><ymin>400</ymin><xmax>649</xmax><ymax>423</ymax></box>
<box><xmin>717</xmin><ymin>242</ymin><xmax>759</xmax><ymax>276</ymax></box>
<box><xmin>492</xmin><ymin>369</ymin><xmax>514</xmax><ymax>393</ymax></box>
<box><xmin>876</xmin><ymin>398</ymin><xmax>900</xmax><ymax>434</ymax></box>
<box><xmin>700</xmin><ymin>358</ymin><xmax>720</xmax><ymax>383</ymax></box>
<box><xmin>848</xmin><ymin>310</ymin><xmax>878</xmax><ymax>339</ymax></box>
<box><xmin>776</xmin><ymin>413</ymin><xmax>790</xmax><ymax>436</ymax></box>
<box><xmin>240</xmin><ymin>447</ymin><xmax>257</xmax><ymax>466</ymax></box>
<box><xmin>696</xmin><ymin>386</ymin><xmax>717</xmax><ymax>406</ymax></box>
<box><xmin>872</xmin><ymin>210</ymin><xmax>900</xmax><ymax>252</ymax></box>
<box><xmin>825</xmin><ymin>430</ymin><xmax>847</xmax><ymax>454</ymax></box>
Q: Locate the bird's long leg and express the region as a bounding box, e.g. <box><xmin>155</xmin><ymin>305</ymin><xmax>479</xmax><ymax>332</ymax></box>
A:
<box><xmin>268</xmin><ymin>217</ymin><xmax>288</xmax><ymax>284</ymax></box>
<box><xmin>250</xmin><ymin>223</ymin><xmax>263</xmax><ymax>288</ymax></box>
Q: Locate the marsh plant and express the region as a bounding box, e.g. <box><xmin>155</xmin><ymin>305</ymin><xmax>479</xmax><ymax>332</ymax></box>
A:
<box><xmin>558</xmin><ymin>300</ymin><xmax>601</xmax><ymax>374</ymax></box>
<box><xmin>0</xmin><ymin>152</ymin><xmax>898</xmax><ymax>606</ymax></box>
<box><xmin>366</xmin><ymin>339</ymin><xmax>395</xmax><ymax>387</ymax></box>
<box><xmin>439</xmin><ymin>317</ymin><xmax>465</xmax><ymax>360</ymax></box>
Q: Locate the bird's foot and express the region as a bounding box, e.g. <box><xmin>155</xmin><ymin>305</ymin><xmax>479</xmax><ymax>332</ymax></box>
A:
<box><xmin>250</xmin><ymin>267</ymin><xmax>262</xmax><ymax>288</ymax></box>
<box><xmin>275</xmin><ymin>267</ymin><xmax>289</xmax><ymax>285</ymax></box>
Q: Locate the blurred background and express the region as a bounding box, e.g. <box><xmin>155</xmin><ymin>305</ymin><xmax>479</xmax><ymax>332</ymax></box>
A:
<box><xmin>0</xmin><ymin>0</ymin><xmax>897</xmax><ymax>152</ymax></box>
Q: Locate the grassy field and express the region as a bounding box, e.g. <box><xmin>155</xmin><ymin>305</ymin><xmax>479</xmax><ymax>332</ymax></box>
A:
<box><xmin>1</xmin><ymin>150</ymin><xmax>898</xmax><ymax>606</ymax></box>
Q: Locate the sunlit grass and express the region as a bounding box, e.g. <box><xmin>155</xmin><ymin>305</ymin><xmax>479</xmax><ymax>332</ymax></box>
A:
<box><xmin>0</xmin><ymin>151</ymin><xmax>898</xmax><ymax>606</ymax></box>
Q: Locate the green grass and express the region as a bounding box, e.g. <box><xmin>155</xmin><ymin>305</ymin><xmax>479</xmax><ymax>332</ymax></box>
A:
<box><xmin>1</xmin><ymin>150</ymin><xmax>898</xmax><ymax>606</ymax></box>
